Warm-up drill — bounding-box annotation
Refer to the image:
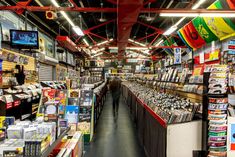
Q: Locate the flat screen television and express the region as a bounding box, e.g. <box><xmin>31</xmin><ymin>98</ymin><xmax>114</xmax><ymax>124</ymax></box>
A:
<box><xmin>10</xmin><ymin>30</ymin><xmax>39</xmax><ymax>49</ymax></box>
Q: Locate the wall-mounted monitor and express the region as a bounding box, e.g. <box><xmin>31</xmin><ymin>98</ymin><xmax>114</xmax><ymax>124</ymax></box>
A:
<box><xmin>10</xmin><ymin>30</ymin><xmax>39</xmax><ymax>49</ymax></box>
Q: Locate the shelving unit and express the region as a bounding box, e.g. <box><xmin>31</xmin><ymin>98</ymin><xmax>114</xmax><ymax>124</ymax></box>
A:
<box><xmin>122</xmin><ymin>84</ymin><xmax>202</xmax><ymax>157</ymax></box>
<box><xmin>84</xmin><ymin>67</ymin><xmax>104</xmax><ymax>78</ymax></box>
<box><xmin>42</xmin><ymin>127</ymin><xmax>70</xmax><ymax>157</ymax></box>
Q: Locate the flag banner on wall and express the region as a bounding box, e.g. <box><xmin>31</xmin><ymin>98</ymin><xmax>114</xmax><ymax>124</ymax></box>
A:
<box><xmin>192</xmin><ymin>17</ymin><xmax>218</xmax><ymax>44</ymax></box>
<box><xmin>203</xmin><ymin>0</ymin><xmax>235</xmax><ymax>41</ymax></box>
<box><xmin>174</xmin><ymin>48</ymin><xmax>181</xmax><ymax>64</ymax></box>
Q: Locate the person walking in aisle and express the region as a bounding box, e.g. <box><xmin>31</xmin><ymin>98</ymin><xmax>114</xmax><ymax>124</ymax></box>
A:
<box><xmin>109</xmin><ymin>77</ymin><xmax>121</xmax><ymax>116</ymax></box>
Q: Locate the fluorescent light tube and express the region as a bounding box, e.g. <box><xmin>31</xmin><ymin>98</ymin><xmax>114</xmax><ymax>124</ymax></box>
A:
<box><xmin>83</xmin><ymin>39</ymin><xmax>89</xmax><ymax>46</ymax></box>
<box><xmin>160</xmin><ymin>13</ymin><xmax>235</xmax><ymax>18</ymax></box>
<box><xmin>160</xmin><ymin>13</ymin><xmax>199</xmax><ymax>17</ymax></box>
<box><xmin>73</xmin><ymin>26</ymin><xmax>84</xmax><ymax>36</ymax></box>
<box><xmin>92</xmin><ymin>52</ymin><xmax>103</xmax><ymax>58</ymax></box>
<box><xmin>109</xmin><ymin>47</ymin><xmax>118</xmax><ymax>49</ymax></box>
<box><xmin>160</xmin><ymin>0</ymin><xmax>206</xmax><ymax>35</ymax></box>
<box><xmin>128</xmin><ymin>39</ymin><xmax>146</xmax><ymax>47</ymax></box>
<box><xmin>96</xmin><ymin>48</ymin><xmax>105</xmax><ymax>52</ymax></box>
<box><xmin>192</xmin><ymin>0</ymin><xmax>206</xmax><ymax>9</ymax></box>
<box><xmin>51</xmin><ymin>0</ymin><xmax>60</xmax><ymax>7</ymax></box>
<box><xmin>155</xmin><ymin>39</ymin><xmax>164</xmax><ymax>46</ymax></box>
<box><xmin>51</xmin><ymin>0</ymin><xmax>84</xmax><ymax>36</ymax></box>
<box><xmin>163</xmin><ymin>26</ymin><xmax>178</xmax><ymax>35</ymax></box>
<box><xmin>199</xmin><ymin>13</ymin><xmax>235</xmax><ymax>17</ymax></box>
<box><xmin>97</xmin><ymin>40</ymin><xmax>108</xmax><ymax>46</ymax></box>
<box><xmin>128</xmin><ymin>47</ymin><xmax>149</xmax><ymax>50</ymax></box>
<box><xmin>60</xmin><ymin>11</ymin><xmax>75</xmax><ymax>26</ymax></box>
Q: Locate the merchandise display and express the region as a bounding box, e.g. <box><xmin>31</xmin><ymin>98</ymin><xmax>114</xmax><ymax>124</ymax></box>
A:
<box><xmin>123</xmin><ymin>81</ymin><xmax>201</xmax><ymax>124</ymax></box>
<box><xmin>206</xmin><ymin>65</ymin><xmax>228</xmax><ymax>157</ymax></box>
<box><xmin>2</xmin><ymin>0</ymin><xmax>235</xmax><ymax>157</ymax></box>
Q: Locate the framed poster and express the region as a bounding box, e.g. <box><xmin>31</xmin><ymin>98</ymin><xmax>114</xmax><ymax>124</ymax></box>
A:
<box><xmin>174</xmin><ymin>48</ymin><xmax>181</xmax><ymax>64</ymax></box>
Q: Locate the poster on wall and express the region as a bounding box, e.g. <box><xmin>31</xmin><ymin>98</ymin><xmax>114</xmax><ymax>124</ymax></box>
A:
<box><xmin>39</xmin><ymin>37</ymin><xmax>45</xmax><ymax>53</ymax></box>
<box><xmin>174</xmin><ymin>48</ymin><xmax>181</xmax><ymax>64</ymax></box>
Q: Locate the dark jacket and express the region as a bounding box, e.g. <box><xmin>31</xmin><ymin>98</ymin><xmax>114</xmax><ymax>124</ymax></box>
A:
<box><xmin>110</xmin><ymin>78</ymin><xmax>121</xmax><ymax>99</ymax></box>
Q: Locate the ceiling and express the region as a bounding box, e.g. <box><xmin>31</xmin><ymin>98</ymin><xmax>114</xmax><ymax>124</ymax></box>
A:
<box><xmin>1</xmin><ymin>0</ymin><xmax>216</xmax><ymax>60</ymax></box>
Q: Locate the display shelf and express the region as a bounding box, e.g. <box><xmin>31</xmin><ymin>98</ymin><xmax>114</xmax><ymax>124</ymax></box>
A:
<box><xmin>41</xmin><ymin>127</ymin><xmax>70</xmax><ymax>157</ymax></box>
<box><xmin>123</xmin><ymin>85</ymin><xmax>202</xmax><ymax>157</ymax></box>
<box><xmin>134</xmin><ymin>92</ymin><xmax>167</xmax><ymax>128</ymax></box>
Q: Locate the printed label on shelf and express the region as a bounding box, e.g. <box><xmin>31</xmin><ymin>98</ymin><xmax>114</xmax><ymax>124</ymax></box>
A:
<box><xmin>14</xmin><ymin>100</ymin><xmax>20</xmax><ymax>107</ymax></box>
<box><xmin>6</xmin><ymin>102</ymin><xmax>13</xmax><ymax>109</ymax></box>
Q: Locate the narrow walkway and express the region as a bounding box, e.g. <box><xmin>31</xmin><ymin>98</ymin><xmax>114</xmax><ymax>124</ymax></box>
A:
<box><xmin>84</xmin><ymin>93</ymin><xmax>146</xmax><ymax>157</ymax></box>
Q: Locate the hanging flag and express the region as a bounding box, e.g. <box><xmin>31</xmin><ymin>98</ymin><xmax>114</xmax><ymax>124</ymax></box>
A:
<box><xmin>192</xmin><ymin>17</ymin><xmax>218</xmax><ymax>43</ymax></box>
<box><xmin>162</xmin><ymin>39</ymin><xmax>175</xmax><ymax>56</ymax></box>
<box><xmin>203</xmin><ymin>1</ymin><xmax>235</xmax><ymax>40</ymax></box>
<box><xmin>177</xmin><ymin>29</ymin><xmax>193</xmax><ymax>49</ymax></box>
<box><xmin>217</xmin><ymin>0</ymin><xmax>235</xmax><ymax>31</ymax></box>
<box><xmin>179</xmin><ymin>28</ymin><xmax>195</xmax><ymax>49</ymax></box>
<box><xmin>182</xmin><ymin>21</ymin><xmax>206</xmax><ymax>49</ymax></box>
<box><xmin>182</xmin><ymin>25</ymin><xmax>198</xmax><ymax>49</ymax></box>
<box><xmin>185</xmin><ymin>22</ymin><xmax>206</xmax><ymax>48</ymax></box>
<box><xmin>226</xmin><ymin>0</ymin><xmax>235</xmax><ymax>9</ymax></box>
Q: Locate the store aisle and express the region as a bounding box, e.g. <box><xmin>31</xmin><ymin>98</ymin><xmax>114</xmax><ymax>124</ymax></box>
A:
<box><xmin>84</xmin><ymin>93</ymin><xmax>146</xmax><ymax>157</ymax></box>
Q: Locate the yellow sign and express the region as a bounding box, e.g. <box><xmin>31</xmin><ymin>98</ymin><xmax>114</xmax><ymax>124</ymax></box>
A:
<box><xmin>111</xmin><ymin>69</ymin><xmax>117</xmax><ymax>74</ymax></box>
<box><xmin>209</xmin><ymin>49</ymin><xmax>219</xmax><ymax>61</ymax></box>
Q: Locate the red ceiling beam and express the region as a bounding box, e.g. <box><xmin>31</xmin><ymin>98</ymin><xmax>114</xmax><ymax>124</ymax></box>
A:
<box><xmin>151</xmin><ymin>45</ymin><xmax>187</xmax><ymax>48</ymax></box>
<box><xmin>74</xmin><ymin>36</ymin><xmax>82</xmax><ymax>44</ymax></box>
<box><xmin>87</xmin><ymin>34</ymin><xmax>96</xmax><ymax>45</ymax></box>
<box><xmin>68</xmin><ymin>0</ymin><xmax>78</xmax><ymax>8</ymax></box>
<box><xmin>103</xmin><ymin>51</ymin><xmax>118</xmax><ymax>59</ymax></box>
<box><xmin>148</xmin><ymin>34</ymin><xmax>160</xmax><ymax>46</ymax></box>
<box><xmin>15</xmin><ymin>0</ymin><xmax>33</xmax><ymax>14</ymax></box>
<box><xmin>0</xmin><ymin>6</ymin><xmax>234</xmax><ymax>14</ymax></box>
<box><xmin>84</xmin><ymin>19</ymin><xmax>116</xmax><ymax>34</ymax></box>
<box><xmin>106</xmin><ymin>0</ymin><xmax>117</xmax><ymax>5</ymax></box>
<box><xmin>136</xmin><ymin>32</ymin><xmax>158</xmax><ymax>42</ymax></box>
<box><xmin>143</xmin><ymin>0</ymin><xmax>156</xmax><ymax>6</ymax></box>
<box><xmin>137</xmin><ymin>21</ymin><xmax>163</xmax><ymax>33</ymax></box>
<box><xmin>89</xmin><ymin>32</ymin><xmax>108</xmax><ymax>41</ymax></box>
<box><xmin>137</xmin><ymin>21</ymin><xmax>178</xmax><ymax>38</ymax></box>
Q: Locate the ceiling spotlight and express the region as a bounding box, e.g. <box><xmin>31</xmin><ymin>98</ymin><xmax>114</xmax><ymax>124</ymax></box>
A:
<box><xmin>145</xmin><ymin>3</ymin><xmax>154</xmax><ymax>21</ymax></box>
<box><xmin>98</xmin><ymin>3</ymin><xmax>107</xmax><ymax>22</ymax></box>
<box><xmin>99</xmin><ymin>18</ymin><xmax>107</xmax><ymax>22</ymax></box>
<box><xmin>146</xmin><ymin>16</ymin><xmax>155</xmax><ymax>22</ymax></box>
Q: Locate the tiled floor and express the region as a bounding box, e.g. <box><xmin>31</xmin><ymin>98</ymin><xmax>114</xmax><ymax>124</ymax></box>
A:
<box><xmin>84</xmin><ymin>94</ymin><xmax>146</xmax><ymax>157</ymax></box>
